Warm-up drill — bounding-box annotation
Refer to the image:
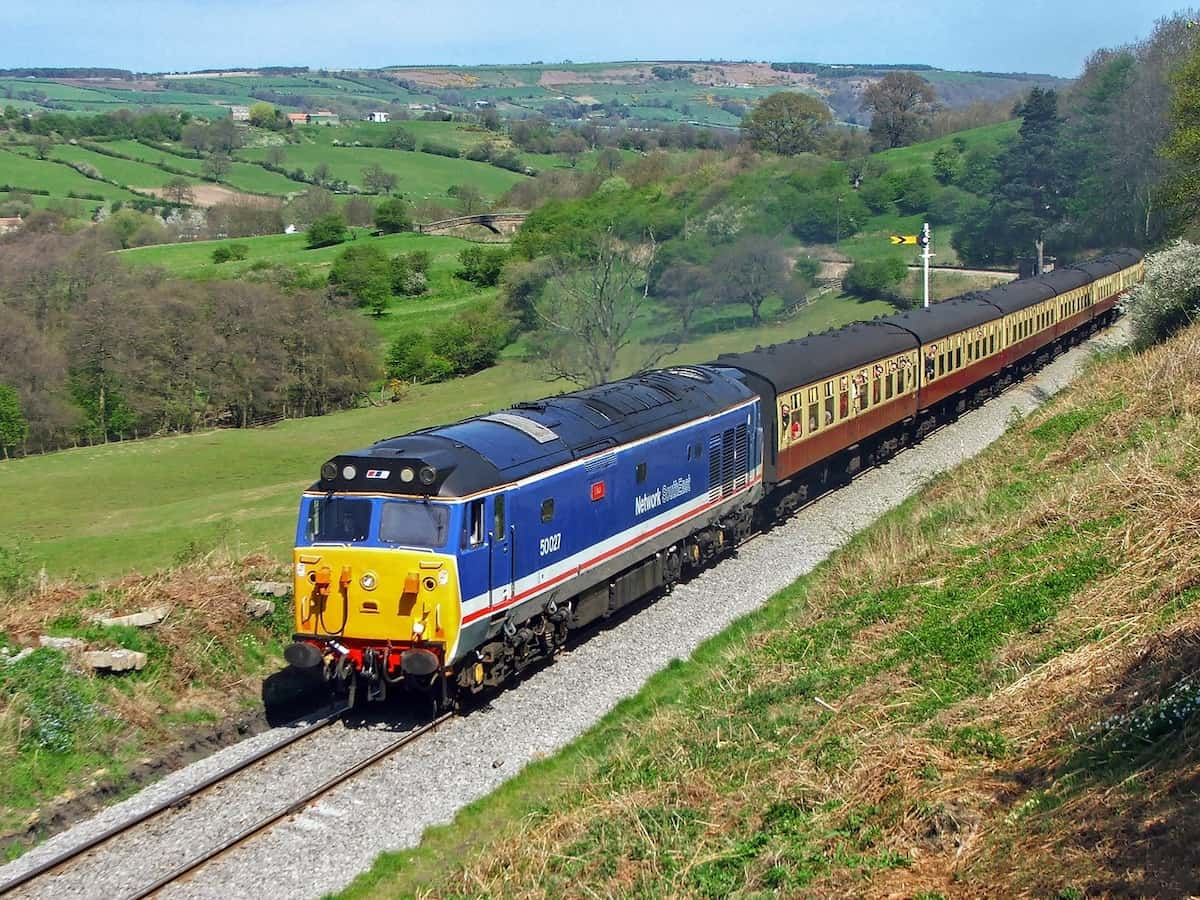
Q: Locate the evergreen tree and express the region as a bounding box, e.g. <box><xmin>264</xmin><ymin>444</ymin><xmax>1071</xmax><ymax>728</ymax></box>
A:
<box><xmin>952</xmin><ymin>88</ymin><xmax>1071</xmax><ymax>268</ymax></box>
<box><xmin>0</xmin><ymin>384</ymin><xmax>27</xmax><ymax>459</ymax></box>
<box><xmin>995</xmin><ymin>88</ymin><xmax>1070</xmax><ymax>272</ymax></box>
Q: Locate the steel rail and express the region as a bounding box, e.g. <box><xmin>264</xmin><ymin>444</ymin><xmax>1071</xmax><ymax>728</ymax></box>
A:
<box><xmin>129</xmin><ymin>712</ymin><xmax>453</xmax><ymax>899</ymax></box>
<box><xmin>0</xmin><ymin>706</ymin><xmax>346</xmax><ymax>897</ymax></box>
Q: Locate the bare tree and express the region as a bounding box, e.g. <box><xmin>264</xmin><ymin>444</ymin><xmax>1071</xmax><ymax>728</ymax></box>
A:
<box><xmin>202</xmin><ymin>153</ymin><xmax>231</xmax><ymax>182</ymax></box>
<box><xmin>710</xmin><ymin>235</ymin><xmax>797</xmax><ymax>326</ymax></box>
<box><xmin>32</xmin><ymin>135</ymin><xmax>52</xmax><ymax>160</ymax></box>
<box><xmin>163</xmin><ymin>176</ymin><xmax>195</xmax><ymax>205</ymax></box>
<box><xmin>265</xmin><ymin>145</ymin><xmax>287</xmax><ymax>167</ymax></box>
<box><xmin>655</xmin><ymin>261</ymin><xmax>712</xmax><ymax>340</ymax></box>
<box><xmin>361</xmin><ymin>163</ymin><xmax>397</xmax><ymax>194</ymax></box>
<box><xmin>454</xmin><ymin>183</ymin><xmax>485</xmax><ymax>215</ymax></box>
<box><xmin>533</xmin><ymin>229</ymin><xmax>665</xmax><ymax>386</ymax></box>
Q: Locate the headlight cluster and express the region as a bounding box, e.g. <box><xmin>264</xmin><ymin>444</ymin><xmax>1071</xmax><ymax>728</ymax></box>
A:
<box><xmin>399</xmin><ymin>465</ymin><xmax>438</xmax><ymax>485</ymax></box>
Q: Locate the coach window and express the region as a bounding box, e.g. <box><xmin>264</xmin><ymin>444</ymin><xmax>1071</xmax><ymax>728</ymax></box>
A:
<box><xmin>636</xmin><ymin>462</ymin><xmax>647</xmax><ymax>484</ymax></box>
<box><xmin>955</xmin><ymin>346</ymin><xmax>963</xmax><ymax>369</ymax></box>
<box><xmin>540</xmin><ymin>498</ymin><xmax>555</xmax><ymax>523</ymax></box>
<box><xmin>467</xmin><ymin>498</ymin><xmax>485</xmax><ymax>546</ymax></box>
<box><xmin>839</xmin><ymin>377</ymin><xmax>850</xmax><ymax>419</ymax></box>
<box><xmin>824</xmin><ymin>381</ymin><xmax>835</xmax><ymax>426</ymax></box>
<box><xmin>808</xmin><ymin>387</ymin><xmax>819</xmax><ymax>433</ymax></box>
<box><xmin>873</xmin><ymin>373</ymin><xmax>882</xmax><ymax>405</ymax></box>
<box><xmin>885</xmin><ymin>371</ymin><xmax>894</xmax><ymax>400</ymax></box>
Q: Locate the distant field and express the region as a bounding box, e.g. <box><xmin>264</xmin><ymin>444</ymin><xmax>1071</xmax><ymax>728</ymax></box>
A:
<box><xmin>236</xmin><ymin>143</ymin><xmax>526</xmax><ymax>201</ymax></box>
<box><xmin>51</xmin><ymin>144</ymin><xmax>201</xmax><ymax>189</ymax></box>
<box><xmin>121</xmin><ymin>230</ymin><xmax>492</xmax><ymax>348</ymax></box>
<box><xmin>0</xmin><ymin>148</ymin><xmax>141</xmax><ymax>202</ymax></box>
<box><xmin>102</xmin><ymin>139</ymin><xmax>206</xmax><ymax>173</ymax></box>
<box><xmin>1</xmin><ymin>290</ymin><xmax>891</xmax><ymax>579</ymax></box>
<box><xmin>875</xmin><ymin>119</ymin><xmax>1018</xmax><ymax>168</ymax></box>
<box><xmin>122</xmin><ymin>229</ymin><xmax>471</xmax><ymax>280</ymax></box>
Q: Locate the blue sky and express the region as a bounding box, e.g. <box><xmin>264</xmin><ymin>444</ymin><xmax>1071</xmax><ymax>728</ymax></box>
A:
<box><xmin>1</xmin><ymin>1</ymin><xmax>1191</xmax><ymax>77</ymax></box>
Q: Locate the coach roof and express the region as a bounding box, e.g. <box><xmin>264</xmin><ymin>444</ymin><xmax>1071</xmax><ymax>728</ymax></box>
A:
<box><xmin>713</xmin><ymin>321</ymin><xmax>918</xmax><ymax>393</ymax></box>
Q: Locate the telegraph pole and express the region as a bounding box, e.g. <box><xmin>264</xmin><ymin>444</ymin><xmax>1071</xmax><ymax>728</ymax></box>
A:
<box><xmin>920</xmin><ymin>221</ymin><xmax>933</xmax><ymax>309</ymax></box>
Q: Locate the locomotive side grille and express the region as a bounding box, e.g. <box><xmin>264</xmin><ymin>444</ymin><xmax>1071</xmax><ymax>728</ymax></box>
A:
<box><xmin>733</xmin><ymin>423</ymin><xmax>748</xmax><ymax>492</ymax></box>
<box><xmin>708</xmin><ymin>434</ymin><xmax>722</xmax><ymax>501</ymax></box>
<box><xmin>721</xmin><ymin>428</ymin><xmax>736</xmax><ymax>497</ymax></box>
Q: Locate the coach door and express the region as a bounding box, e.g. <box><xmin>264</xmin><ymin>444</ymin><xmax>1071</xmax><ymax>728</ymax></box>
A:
<box><xmin>487</xmin><ymin>492</ymin><xmax>515</xmax><ymax>608</ymax></box>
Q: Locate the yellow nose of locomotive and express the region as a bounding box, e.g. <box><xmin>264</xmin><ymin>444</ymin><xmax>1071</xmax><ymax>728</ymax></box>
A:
<box><xmin>293</xmin><ymin>548</ymin><xmax>461</xmax><ymax>657</ymax></box>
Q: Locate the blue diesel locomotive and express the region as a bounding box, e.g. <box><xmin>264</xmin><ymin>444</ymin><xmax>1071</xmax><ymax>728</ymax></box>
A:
<box><xmin>286</xmin><ymin>366</ymin><xmax>762</xmax><ymax>707</ymax></box>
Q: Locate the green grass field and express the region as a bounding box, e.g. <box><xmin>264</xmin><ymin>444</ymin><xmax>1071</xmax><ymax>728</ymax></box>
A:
<box><xmin>0</xmin><ymin>148</ymin><xmax>141</xmax><ymax>202</ymax></box>
<box><xmin>0</xmin><ymin>290</ymin><xmax>890</xmax><ymax>579</ymax></box>
<box><xmin>51</xmin><ymin>145</ymin><xmax>201</xmax><ymax>189</ymax></box>
<box><xmin>121</xmin><ymin>229</ymin><xmax>467</xmax><ymax>280</ymax></box>
<box><xmin>121</xmin><ymin>230</ymin><xmax>490</xmax><ymax>346</ymax></box>
<box><xmin>236</xmin><ymin>143</ymin><xmax>526</xmax><ymax>201</ymax></box>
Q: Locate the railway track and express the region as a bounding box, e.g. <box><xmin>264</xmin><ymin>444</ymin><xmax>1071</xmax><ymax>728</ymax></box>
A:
<box><xmin>0</xmin><ymin>709</ymin><xmax>450</xmax><ymax>899</ymax></box>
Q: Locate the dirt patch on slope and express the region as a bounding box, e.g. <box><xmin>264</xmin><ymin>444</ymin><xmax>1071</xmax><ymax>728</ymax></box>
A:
<box><xmin>138</xmin><ymin>185</ymin><xmax>282</xmax><ymax>208</ymax></box>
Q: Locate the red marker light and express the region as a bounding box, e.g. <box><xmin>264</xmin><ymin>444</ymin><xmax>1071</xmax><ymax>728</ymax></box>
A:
<box><xmin>591</xmin><ymin>481</ymin><xmax>605</xmax><ymax>501</ymax></box>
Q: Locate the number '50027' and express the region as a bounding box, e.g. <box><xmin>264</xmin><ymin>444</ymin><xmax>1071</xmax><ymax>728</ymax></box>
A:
<box><xmin>539</xmin><ymin>533</ymin><xmax>562</xmax><ymax>556</ymax></box>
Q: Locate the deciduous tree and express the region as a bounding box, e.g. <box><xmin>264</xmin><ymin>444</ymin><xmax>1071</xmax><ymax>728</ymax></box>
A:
<box><xmin>202</xmin><ymin>152</ymin><xmax>231</xmax><ymax>181</ymax></box>
<box><xmin>862</xmin><ymin>72</ymin><xmax>939</xmax><ymax>149</ymax></box>
<box><xmin>361</xmin><ymin>163</ymin><xmax>397</xmax><ymax>194</ymax></box>
<box><xmin>740</xmin><ymin>91</ymin><xmax>833</xmax><ymax>155</ymax></box>
<box><xmin>306</xmin><ymin>212</ymin><xmax>348</xmax><ymax>248</ymax></box>
<box><xmin>710</xmin><ymin>236</ymin><xmax>797</xmax><ymax>326</ymax></box>
<box><xmin>533</xmin><ymin>228</ymin><xmax>662</xmax><ymax>386</ymax></box>
<box><xmin>374</xmin><ymin>197</ymin><xmax>412</xmax><ymax>233</ymax></box>
<box><xmin>0</xmin><ymin>384</ymin><xmax>27</xmax><ymax>458</ymax></box>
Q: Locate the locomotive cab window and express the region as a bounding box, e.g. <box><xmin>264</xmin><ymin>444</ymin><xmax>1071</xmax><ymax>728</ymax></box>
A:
<box><xmin>466</xmin><ymin>498</ymin><xmax>485</xmax><ymax>546</ymax></box>
<box><xmin>636</xmin><ymin>462</ymin><xmax>647</xmax><ymax>484</ymax></box>
<box><xmin>307</xmin><ymin>496</ymin><xmax>371</xmax><ymax>544</ymax></box>
<box><xmin>541</xmin><ymin>498</ymin><xmax>555</xmax><ymax>523</ymax></box>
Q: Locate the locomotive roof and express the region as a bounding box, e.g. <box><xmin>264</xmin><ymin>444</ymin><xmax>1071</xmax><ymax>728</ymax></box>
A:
<box><xmin>713</xmin><ymin>322</ymin><xmax>917</xmax><ymax>394</ymax></box>
<box><xmin>312</xmin><ymin>366</ymin><xmax>755</xmax><ymax>498</ymax></box>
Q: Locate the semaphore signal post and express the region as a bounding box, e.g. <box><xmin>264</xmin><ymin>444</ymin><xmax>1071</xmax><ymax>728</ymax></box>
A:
<box><xmin>889</xmin><ymin>222</ymin><xmax>933</xmax><ymax>309</ymax></box>
<box><xmin>920</xmin><ymin>222</ymin><xmax>932</xmax><ymax>309</ymax></box>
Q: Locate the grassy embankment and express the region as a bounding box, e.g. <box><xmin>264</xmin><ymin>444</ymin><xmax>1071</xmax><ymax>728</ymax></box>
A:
<box><xmin>0</xmin><ymin>555</ymin><xmax>296</xmax><ymax>850</ymax></box>
<box><xmin>340</xmin><ymin>321</ymin><xmax>1200</xmax><ymax>899</ymax></box>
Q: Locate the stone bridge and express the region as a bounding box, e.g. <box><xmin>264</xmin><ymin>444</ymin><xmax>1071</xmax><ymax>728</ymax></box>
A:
<box><xmin>416</xmin><ymin>212</ymin><xmax>528</xmax><ymax>238</ymax></box>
